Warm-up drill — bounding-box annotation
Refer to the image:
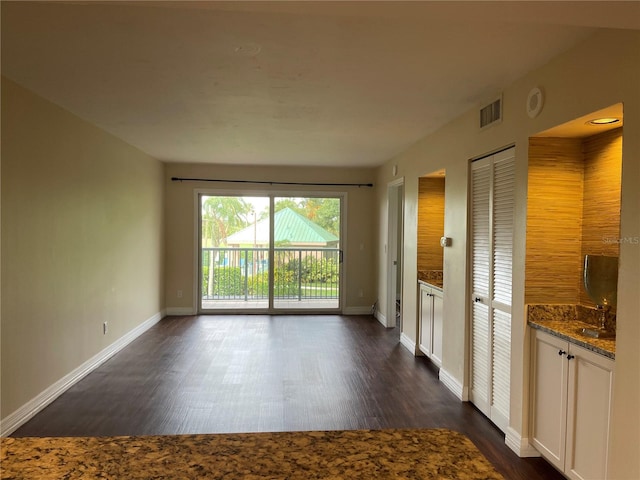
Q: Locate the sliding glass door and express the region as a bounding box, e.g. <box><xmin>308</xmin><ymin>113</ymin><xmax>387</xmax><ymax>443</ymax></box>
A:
<box><xmin>199</xmin><ymin>194</ymin><xmax>342</xmax><ymax>313</ymax></box>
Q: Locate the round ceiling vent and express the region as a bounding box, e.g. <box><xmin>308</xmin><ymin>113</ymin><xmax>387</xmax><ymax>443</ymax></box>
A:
<box><xmin>526</xmin><ymin>87</ymin><xmax>544</xmax><ymax>118</ymax></box>
<box><xmin>234</xmin><ymin>43</ymin><xmax>262</xmax><ymax>57</ymax></box>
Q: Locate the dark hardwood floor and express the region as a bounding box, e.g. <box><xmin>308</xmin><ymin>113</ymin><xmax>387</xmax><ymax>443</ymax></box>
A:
<box><xmin>13</xmin><ymin>315</ymin><xmax>563</xmax><ymax>480</ymax></box>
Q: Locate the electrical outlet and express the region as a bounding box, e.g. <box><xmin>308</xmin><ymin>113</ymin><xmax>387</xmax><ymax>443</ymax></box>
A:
<box><xmin>177</xmin><ymin>290</ymin><xmax>183</xmax><ymax>298</ymax></box>
<box><xmin>103</xmin><ymin>321</ymin><xmax>108</xmax><ymax>335</ymax></box>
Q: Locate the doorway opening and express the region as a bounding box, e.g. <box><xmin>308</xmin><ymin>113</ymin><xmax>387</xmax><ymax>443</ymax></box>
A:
<box><xmin>387</xmin><ymin>179</ymin><xmax>404</xmax><ymax>331</ymax></box>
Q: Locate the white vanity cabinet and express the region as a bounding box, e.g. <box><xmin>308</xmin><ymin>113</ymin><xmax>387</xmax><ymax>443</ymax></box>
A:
<box><xmin>530</xmin><ymin>329</ymin><xmax>615</xmax><ymax>480</ymax></box>
<box><xmin>418</xmin><ymin>283</ymin><xmax>443</xmax><ymax>367</ymax></box>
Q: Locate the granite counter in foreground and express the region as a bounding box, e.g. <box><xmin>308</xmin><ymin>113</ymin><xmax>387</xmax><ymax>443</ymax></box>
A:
<box><xmin>1</xmin><ymin>429</ymin><xmax>504</xmax><ymax>480</ymax></box>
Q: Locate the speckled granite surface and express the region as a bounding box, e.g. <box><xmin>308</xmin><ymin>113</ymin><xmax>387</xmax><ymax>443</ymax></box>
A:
<box><xmin>1</xmin><ymin>429</ymin><xmax>504</xmax><ymax>480</ymax></box>
<box><xmin>417</xmin><ymin>270</ymin><xmax>443</xmax><ymax>289</ymax></box>
<box><xmin>527</xmin><ymin>304</ymin><xmax>616</xmax><ymax>331</ymax></box>
<box><xmin>527</xmin><ymin>305</ymin><xmax>615</xmax><ymax>359</ymax></box>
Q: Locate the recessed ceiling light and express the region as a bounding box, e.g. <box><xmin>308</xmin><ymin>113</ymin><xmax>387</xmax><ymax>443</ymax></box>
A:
<box><xmin>587</xmin><ymin>117</ymin><xmax>620</xmax><ymax>125</ymax></box>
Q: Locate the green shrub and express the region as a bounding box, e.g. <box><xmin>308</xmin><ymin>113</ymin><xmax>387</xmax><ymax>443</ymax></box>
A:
<box><xmin>202</xmin><ymin>265</ymin><xmax>209</xmax><ymax>294</ymax></box>
<box><xmin>247</xmin><ymin>271</ymin><xmax>269</xmax><ymax>298</ymax></box>
<box><xmin>247</xmin><ymin>267</ymin><xmax>301</xmax><ymax>298</ymax></box>
<box><xmin>299</xmin><ymin>256</ymin><xmax>338</xmax><ymax>283</ymax></box>
<box><xmin>211</xmin><ymin>267</ymin><xmax>243</xmax><ymax>296</ymax></box>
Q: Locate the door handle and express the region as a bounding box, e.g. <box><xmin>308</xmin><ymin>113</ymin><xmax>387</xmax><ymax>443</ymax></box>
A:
<box><xmin>474</xmin><ymin>297</ymin><xmax>482</xmax><ymax>303</ymax></box>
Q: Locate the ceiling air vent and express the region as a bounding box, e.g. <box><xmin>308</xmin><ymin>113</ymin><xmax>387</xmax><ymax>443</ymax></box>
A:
<box><xmin>480</xmin><ymin>95</ymin><xmax>502</xmax><ymax>130</ymax></box>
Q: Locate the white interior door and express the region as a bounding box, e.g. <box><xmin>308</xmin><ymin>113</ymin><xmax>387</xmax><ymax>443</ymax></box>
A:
<box><xmin>489</xmin><ymin>152</ymin><xmax>515</xmax><ymax>430</ymax></box>
<box><xmin>469</xmin><ymin>147</ymin><xmax>515</xmax><ymax>433</ymax></box>
<box><xmin>470</xmin><ymin>159</ymin><xmax>492</xmax><ymax>416</ymax></box>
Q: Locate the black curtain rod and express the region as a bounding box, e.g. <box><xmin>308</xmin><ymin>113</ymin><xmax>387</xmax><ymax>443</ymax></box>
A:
<box><xmin>171</xmin><ymin>177</ymin><xmax>374</xmax><ymax>188</ymax></box>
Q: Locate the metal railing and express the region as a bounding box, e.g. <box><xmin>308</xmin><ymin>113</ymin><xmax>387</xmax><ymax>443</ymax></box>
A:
<box><xmin>201</xmin><ymin>247</ymin><xmax>340</xmax><ymax>301</ymax></box>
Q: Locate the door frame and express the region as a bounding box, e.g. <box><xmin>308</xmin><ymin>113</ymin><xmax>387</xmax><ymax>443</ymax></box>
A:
<box><xmin>387</xmin><ymin>178</ymin><xmax>404</xmax><ymax>329</ymax></box>
<box><xmin>194</xmin><ymin>188</ymin><xmax>346</xmax><ymax>314</ymax></box>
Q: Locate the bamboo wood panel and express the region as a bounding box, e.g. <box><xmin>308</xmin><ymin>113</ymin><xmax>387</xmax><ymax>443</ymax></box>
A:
<box><xmin>580</xmin><ymin>128</ymin><xmax>622</xmax><ymax>306</ymax></box>
<box><xmin>525</xmin><ymin>138</ymin><xmax>584</xmax><ymax>304</ymax></box>
<box><xmin>525</xmin><ymin>131</ymin><xmax>623</xmax><ymax>306</ymax></box>
<box><xmin>418</xmin><ymin>177</ymin><xmax>445</xmax><ymax>272</ymax></box>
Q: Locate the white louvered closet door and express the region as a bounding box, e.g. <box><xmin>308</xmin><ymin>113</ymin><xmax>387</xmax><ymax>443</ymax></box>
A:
<box><xmin>470</xmin><ymin>159</ymin><xmax>492</xmax><ymax>417</ymax></box>
<box><xmin>470</xmin><ymin>147</ymin><xmax>515</xmax><ymax>434</ymax></box>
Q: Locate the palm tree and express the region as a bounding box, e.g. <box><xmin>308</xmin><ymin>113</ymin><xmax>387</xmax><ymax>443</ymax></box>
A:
<box><xmin>201</xmin><ymin>196</ymin><xmax>252</xmax><ymax>296</ymax></box>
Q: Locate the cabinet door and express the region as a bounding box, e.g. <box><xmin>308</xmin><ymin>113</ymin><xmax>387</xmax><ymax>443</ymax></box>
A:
<box><xmin>530</xmin><ymin>329</ymin><xmax>569</xmax><ymax>472</ymax></box>
<box><xmin>565</xmin><ymin>345</ymin><xmax>615</xmax><ymax>480</ymax></box>
<box><xmin>418</xmin><ymin>286</ymin><xmax>433</xmax><ymax>357</ymax></box>
<box><xmin>431</xmin><ymin>289</ymin><xmax>443</xmax><ymax>367</ymax></box>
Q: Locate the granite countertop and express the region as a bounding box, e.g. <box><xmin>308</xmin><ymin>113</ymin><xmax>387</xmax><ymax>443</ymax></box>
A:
<box><xmin>417</xmin><ymin>270</ymin><xmax>443</xmax><ymax>290</ymax></box>
<box><xmin>418</xmin><ymin>279</ymin><xmax>443</xmax><ymax>290</ymax></box>
<box><xmin>1</xmin><ymin>428</ymin><xmax>504</xmax><ymax>479</ymax></box>
<box><xmin>528</xmin><ymin>318</ymin><xmax>615</xmax><ymax>359</ymax></box>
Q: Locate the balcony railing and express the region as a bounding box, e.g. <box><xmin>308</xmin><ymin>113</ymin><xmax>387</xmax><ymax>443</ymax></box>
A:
<box><xmin>201</xmin><ymin>247</ymin><xmax>340</xmax><ymax>302</ymax></box>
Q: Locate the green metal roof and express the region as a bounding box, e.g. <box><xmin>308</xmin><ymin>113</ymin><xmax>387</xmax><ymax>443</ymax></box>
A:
<box><xmin>225</xmin><ymin>208</ymin><xmax>339</xmax><ymax>246</ymax></box>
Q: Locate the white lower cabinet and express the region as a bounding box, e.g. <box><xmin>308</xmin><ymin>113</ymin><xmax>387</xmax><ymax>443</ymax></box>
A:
<box><xmin>530</xmin><ymin>329</ymin><xmax>615</xmax><ymax>480</ymax></box>
<box><xmin>418</xmin><ymin>283</ymin><xmax>443</xmax><ymax>367</ymax></box>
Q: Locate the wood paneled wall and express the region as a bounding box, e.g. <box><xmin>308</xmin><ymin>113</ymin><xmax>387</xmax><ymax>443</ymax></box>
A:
<box><xmin>525</xmin><ymin>129</ymin><xmax>622</xmax><ymax>306</ymax></box>
<box><xmin>580</xmin><ymin>128</ymin><xmax>622</xmax><ymax>306</ymax></box>
<box><xmin>526</xmin><ymin>138</ymin><xmax>584</xmax><ymax>304</ymax></box>
<box><xmin>417</xmin><ymin>177</ymin><xmax>445</xmax><ymax>272</ymax></box>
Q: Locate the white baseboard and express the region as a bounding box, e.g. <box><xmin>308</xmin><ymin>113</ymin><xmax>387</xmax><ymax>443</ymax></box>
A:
<box><xmin>505</xmin><ymin>427</ymin><xmax>541</xmax><ymax>457</ymax></box>
<box><xmin>399</xmin><ymin>332</ymin><xmax>416</xmax><ymax>354</ymax></box>
<box><xmin>165</xmin><ymin>307</ymin><xmax>196</xmax><ymax>316</ymax></box>
<box><xmin>343</xmin><ymin>306</ymin><xmax>373</xmax><ymax>315</ymax></box>
<box><xmin>0</xmin><ymin>310</ymin><xmax>164</xmax><ymax>437</ymax></box>
<box><xmin>375</xmin><ymin>310</ymin><xmax>387</xmax><ymax>327</ymax></box>
<box><xmin>439</xmin><ymin>368</ymin><xmax>469</xmax><ymax>401</ymax></box>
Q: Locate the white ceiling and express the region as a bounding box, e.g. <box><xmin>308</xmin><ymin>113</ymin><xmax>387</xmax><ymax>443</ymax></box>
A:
<box><xmin>2</xmin><ymin>1</ymin><xmax>638</xmax><ymax>167</ymax></box>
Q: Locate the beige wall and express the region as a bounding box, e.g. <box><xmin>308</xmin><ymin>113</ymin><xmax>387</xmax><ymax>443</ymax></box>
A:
<box><xmin>164</xmin><ymin>163</ymin><xmax>376</xmax><ymax>313</ymax></box>
<box><xmin>1</xmin><ymin>78</ymin><xmax>165</xmax><ymax>420</ymax></box>
<box><xmin>375</xmin><ymin>30</ymin><xmax>639</xmax><ymax>478</ymax></box>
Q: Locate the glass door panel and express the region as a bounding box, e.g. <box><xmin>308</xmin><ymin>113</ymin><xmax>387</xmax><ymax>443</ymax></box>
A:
<box><xmin>200</xmin><ymin>195</ymin><xmax>270</xmax><ymax>311</ymax></box>
<box><xmin>273</xmin><ymin>196</ymin><xmax>341</xmax><ymax>310</ymax></box>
